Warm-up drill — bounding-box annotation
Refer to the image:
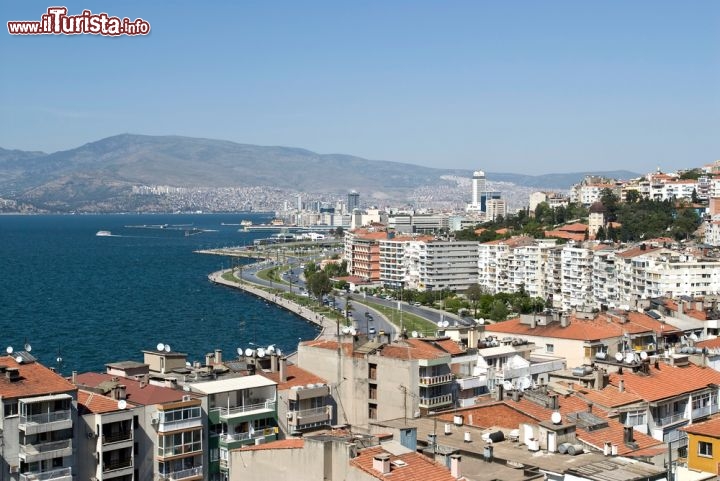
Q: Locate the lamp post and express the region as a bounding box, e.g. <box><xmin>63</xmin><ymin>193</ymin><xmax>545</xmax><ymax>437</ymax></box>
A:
<box><xmin>429</xmin><ymin>411</ymin><xmax>438</xmax><ymax>453</ymax></box>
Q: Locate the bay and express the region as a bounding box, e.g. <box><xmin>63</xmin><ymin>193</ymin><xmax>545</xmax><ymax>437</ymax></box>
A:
<box><xmin>0</xmin><ymin>213</ymin><xmax>320</xmax><ymax>374</ymax></box>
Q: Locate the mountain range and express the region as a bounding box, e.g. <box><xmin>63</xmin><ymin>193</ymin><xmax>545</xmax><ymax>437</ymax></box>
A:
<box><xmin>0</xmin><ymin>134</ymin><xmax>639</xmax><ymax>212</ymax></box>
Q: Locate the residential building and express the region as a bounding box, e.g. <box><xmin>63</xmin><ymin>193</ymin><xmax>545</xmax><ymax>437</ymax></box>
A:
<box><xmin>681</xmin><ymin>417</ymin><xmax>720</xmax><ymax>476</ymax></box>
<box><xmin>404</xmin><ymin>240</ymin><xmax>479</xmax><ymax>292</ymax></box>
<box><xmin>344</xmin><ymin>230</ymin><xmax>387</xmax><ymax>282</ymax></box>
<box><xmin>560</xmin><ymin>244</ymin><xmax>594</xmax><ymax>311</ymax></box>
<box><xmin>0</xmin><ymin>354</ymin><xmax>77</xmax><ymax>481</ymax></box>
<box><xmin>188</xmin><ymin>376</ymin><xmax>278</xmax><ymax>481</ymax></box>
<box><xmin>485</xmin><ymin>198</ymin><xmax>506</xmax><ymax>221</ymax></box>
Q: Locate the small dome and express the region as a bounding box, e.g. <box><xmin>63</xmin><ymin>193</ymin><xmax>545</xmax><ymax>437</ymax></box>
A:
<box><xmin>589</xmin><ymin>202</ymin><xmax>607</xmax><ymax>214</ymax></box>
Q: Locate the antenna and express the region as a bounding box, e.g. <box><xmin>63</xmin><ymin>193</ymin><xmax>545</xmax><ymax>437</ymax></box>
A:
<box><xmin>117</xmin><ymin>400</ymin><xmax>127</xmax><ymax>410</ymax></box>
<box><xmin>6</xmin><ymin>346</ymin><xmax>13</xmax><ymax>354</ymax></box>
<box><xmin>157</xmin><ymin>343</ymin><xmax>165</xmax><ymax>352</ymax></box>
<box><xmin>24</xmin><ymin>343</ymin><xmax>32</xmax><ymax>353</ymax></box>
<box><xmin>411</xmin><ymin>331</ymin><xmax>419</xmax><ymax>338</ymax></box>
<box><xmin>237</xmin><ymin>347</ymin><xmax>243</xmax><ymax>356</ymax></box>
<box><xmin>244</xmin><ymin>348</ymin><xmax>254</xmax><ymax>357</ymax></box>
<box><xmin>164</xmin><ymin>344</ymin><xmax>171</xmax><ymax>353</ymax></box>
<box><xmin>15</xmin><ymin>355</ymin><xmax>23</xmax><ymax>364</ymax></box>
<box><xmin>257</xmin><ymin>348</ymin><xmax>266</xmax><ymax>358</ymax></box>
<box><xmin>551</xmin><ymin>412</ymin><xmax>562</xmax><ymax>424</ymax></box>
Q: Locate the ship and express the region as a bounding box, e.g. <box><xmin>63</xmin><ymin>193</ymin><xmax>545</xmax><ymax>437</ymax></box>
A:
<box><xmin>96</xmin><ymin>230</ymin><xmax>112</xmax><ymax>236</ymax></box>
<box><xmin>240</xmin><ymin>220</ymin><xmax>253</xmax><ymax>227</ymax></box>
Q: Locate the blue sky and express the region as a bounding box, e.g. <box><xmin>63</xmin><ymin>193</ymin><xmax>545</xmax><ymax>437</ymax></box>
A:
<box><xmin>1</xmin><ymin>1</ymin><xmax>718</xmax><ymax>174</ymax></box>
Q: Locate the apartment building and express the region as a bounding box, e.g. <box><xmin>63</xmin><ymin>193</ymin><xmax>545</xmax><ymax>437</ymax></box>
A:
<box><xmin>681</xmin><ymin>417</ymin><xmax>720</xmax><ymax>476</ymax></box>
<box><xmin>484</xmin><ymin>309</ymin><xmax>676</xmax><ymax>368</ymax></box>
<box><xmin>0</xmin><ymin>354</ymin><xmax>76</xmax><ymax>481</ymax></box>
<box><xmin>188</xmin><ymin>376</ymin><xmax>278</xmax><ymax>481</ymax></box>
<box><xmin>477</xmin><ymin>236</ymin><xmax>535</xmax><ymax>294</ymax></box>
<box><xmin>344</xmin><ymin>230</ymin><xmax>386</xmax><ymax>282</ymax></box>
<box><xmin>560</xmin><ymin>245</ymin><xmax>594</xmax><ymax>311</ymax></box>
<box><xmin>377</xmin><ymin>235</ymin><xmax>433</xmax><ymax>289</ymax></box>
<box><xmin>404</xmin><ymin>240</ymin><xmax>479</xmax><ymax>292</ymax></box>
<box><xmin>592</xmin><ymin>249</ymin><xmax>617</xmax><ymax>306</ymax></box>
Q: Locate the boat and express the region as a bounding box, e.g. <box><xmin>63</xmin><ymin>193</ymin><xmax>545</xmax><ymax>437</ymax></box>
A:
<box><xmin>96</xmin><ymin>231</ymin><xmax>112</xmax><ymax>237</ymax></box>
<box><xmin>240</xmin><ymin>220</ymin><xmax>253</xmax><ymax>227</ymax></box>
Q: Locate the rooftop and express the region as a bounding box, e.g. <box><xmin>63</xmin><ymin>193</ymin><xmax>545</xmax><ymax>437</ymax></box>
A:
<box><xmin>0</xmin><ymin>355</ymin><xmax>76</xmax><ymax>400</ymax></box>
<box><xmin>78</xmin><ymin>389</ymin><xmax>133</xmax><ymax>414</ymax></box>
<box><xmin>260</xmin><ymin>364</ymin><xmax>327</xmax><ymax>391</ymax></box>
<box><xmin>75</xmin><ymin>372</ymin><xmax>190</xmax><ymax>405</ymax></box>
<box><xmin>351</xmin><ymin>445</ymin><xmax>462</xmax><ymax>481</ymax></box>
<box><xmin>189</xmin><ymin>374</ymin><xmax>276</xmax><ymax>395</ymax></box>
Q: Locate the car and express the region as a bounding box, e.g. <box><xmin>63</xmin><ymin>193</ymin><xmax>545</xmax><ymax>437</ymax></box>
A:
<box><xmin>412</xmin><ymin>302</ymin><xmax>422</xmax><ymax>307</ymax></box>
<box><xmin>368</xmin><ymin>327</ymin><xmax>376</xmax><ymax>335</ymax></box>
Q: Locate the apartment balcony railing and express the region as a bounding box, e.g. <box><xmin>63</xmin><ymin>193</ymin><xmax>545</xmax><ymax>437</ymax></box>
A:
<box><xmin>20</xmin><ymin>439</ymin><xmax>73</xmax><ymax>463</ymax></box>
<box><xmin>289</xmin><ymin>406</ymin><xmax>332</xmax><ymax>427</ymax></box>
<box><xmin>456</xmin><ymin>375</ymin><xmax>487</xmax><ymax>391</ymax></box>
<box><xmin>419</xmin><ymin>373</ymin><xmax>454</xmax><ymax>386</ymax></box>
<box><xmin>160</xmin><ymin>466</ymin><xmax>203</xmax><ymax>481</ymax></box>
<box><xmin>692</xmin><ymin>405</ymin><xmax>718</xmax><ymax>420</ymax></box>
<box><xmin>19</xmin><ymin>467</ymin><xmax>72</xmax><ymax>481</ymax></box>
<box><xmin>219</xmin><ymin>427</ymin><xmax>276</xmax><ymax>444</ymax></box>
<box><xmin>103</xmin><ymin>431</ymin><xmax>133</xmax><ymax>444</ymax></box>
<box><xmin>212</xmin><ymin>400</ymin><xmax>275</xmax><ymax>419</ymax></box>
<box><xmin>103</xmin><ymin>459</ymin><xmax>133</xmax><ymax>473</ymax></box>
<box><xmin>654</xmin><ymin>412</ymin><xmax>686</xmax><ymax>427</ymax></box>
<box><xmin>19</xmin><ymin>410</ymin><xmax>72</xmax><ymax>433</ymax></box>
<box><xmin>419</xmin><ymin>394</ymin><xmax>453</xmax><ymax>408</ymax></box>
<box><xmin>156</xmin><ymin>417</ymin><xmax>203</xmax><ymax>433</ymax></box>
<box><xmin>157</xmin><ymin>444</ymin><xmax>202</xmax><ymax>458</ymax></box>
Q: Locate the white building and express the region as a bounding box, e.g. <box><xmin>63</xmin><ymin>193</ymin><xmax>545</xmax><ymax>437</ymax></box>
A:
<box><xmin>404</xmin><ymin>240</ymin><xmax>479</xmax><ymax>291</ymax></box>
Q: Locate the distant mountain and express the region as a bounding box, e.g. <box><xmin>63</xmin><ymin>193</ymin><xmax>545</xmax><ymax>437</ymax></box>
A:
<box><xmin>0</xmin><ymin>134</ymin><xmax>640</xmax><ymax>211</ymax></box>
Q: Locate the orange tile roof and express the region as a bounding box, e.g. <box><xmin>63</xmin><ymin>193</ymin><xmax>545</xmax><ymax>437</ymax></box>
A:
<box><xmin>301</xmin><ymin>339</ymin><xmax>356</xmax><ymax>357</ymax></box>
<box><xmin>75</xmin><ymin>372</ymin><xmax>191</xmax><ymax>406</ymax></box>
<box><xmin>438</xmin><ymin>402</ymin><xmax>535</xmax><ymax>429</ymax></box>
<box><xmin>352</xmin><ymin>231</ymin><xmax>388</xmax><ymax>240</ymax></box>
<box><xmin>696</xmin><ymin>337</ymin><xmax>720</xmax><ymax>349</ymax></box>
<box><xmin>78</xmin><ymin>389</ymin><xmax>133</xmax><ymax>414</ymax></box>
<box><xmin>380</xmin><ymin>339</ymin><xmax>449</xmax><ymax>361</ymax></box>
<box><xmin>495</xmin><ymin>228</ymin><xmax>509</xmax><ymax>235</ymax></box>
<box><xmin>559</xmin><ymin>223</ymin><xmax>589</xmax><ymax>233</ymax></box>
<box><xmin>576</xmin><ymin>384</ymin><xmax>644</xmax><ymax>409</ymax></box>
<box><xmin>260</xmin><ymin>365</ymin><xmax>327</xmax><ymax>391</ymax></box>
<box><xmin>615</xmin><ymin>245</ymin><xmax>660</xmax><ymax>259</ymax></box>
<box><xmin>485</xmin><ymin>311</ymin><xmax>678</xmax><ymax>341</ymax></box>
<box><xmin>237</xmin><ymin>438</ymin><xmax>305</xmax><ymax>451</ymax></box>
<box><xmin>544</xmin><ymin>230</ymin><xmax>585</xmax><ymax>241</ymax></box>
<box><xmin>433</xmin><ymin>339</ymin><xmax>465</xmax><ymax>355</ymax></box>
<box><xmin>0</xmin><ymin>356</ymin><xmax>76</xmax><ymax>399</ymax></box>
<box><xmin>681</xmin><ymin>416</ymin><xmax>720</xmax><ymax>437</ymax></box>
<box><xmin>579</xmin><ymin>421</ymin><xmax>664</xmax><ymax>456</ymax></box>
<box><xmin>608</xmin><ymin>363</ymin><xmax>720</xmax><ymax>402</ymax></box>
<box><xmin>351</xmin><ymin>446</ymin><xmax>460</xmax><ymax>481</ymax></box>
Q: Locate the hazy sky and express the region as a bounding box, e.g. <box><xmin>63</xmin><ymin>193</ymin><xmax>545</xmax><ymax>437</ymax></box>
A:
<box><xmin>1</xmin><ymin>1</ymin><xmax>718</xmax><ymax>174</ymax></box>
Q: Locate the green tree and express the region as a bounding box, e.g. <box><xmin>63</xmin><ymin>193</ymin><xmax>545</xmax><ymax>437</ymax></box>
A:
<box><xmin>335</xmin><ymin>226</ymin><xmax>345</xmax><ymax>238</ymax></box>
<box><xmin>489</xmin><ymin>300</ymin><xmax>509</xmax><ymax>322</ymax></box>
<box><xmin>465</xmin><ymin>284</ymin><xmax>484</xmax><ymax>317</ymax></box>
<box><xmin>625</xmin><ymin>190</ymin><xmax>641</xmax><ymax>203</ymax></box>
<box><xmin>308</xmin><ymin>271</ymin><xmax>332</xmax><ymax>302</ymax></box>
<box><xmin>596</xmin><ymin>226</ymin><xmax>606</xmax><ymax>241</ymax></box>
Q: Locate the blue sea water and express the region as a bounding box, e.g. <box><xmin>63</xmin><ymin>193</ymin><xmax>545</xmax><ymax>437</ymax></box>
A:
<box><xmin>0</xmin><ymin>213</ymin><xmax>320</xmax><ymax>374</ymax></box>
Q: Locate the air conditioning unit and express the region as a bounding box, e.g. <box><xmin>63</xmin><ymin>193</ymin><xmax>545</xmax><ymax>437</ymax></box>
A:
<box><xmin>182</xmin><ymin>395</ymin><xmax>191</xmax><ymax>402</ymax></box>
<box><xmin>151</xmin><ymin>417</ymin><xmax>159</xmax><ymax>425</ymax></box>
<box><xmin>286</xmin><ymin>412</ymin><xmax>294</xmax><ymax>419</ymax></box>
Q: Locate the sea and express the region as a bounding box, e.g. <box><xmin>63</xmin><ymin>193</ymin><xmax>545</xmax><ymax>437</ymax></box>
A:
<box><xmin>0</xmin><ymin>213</ymin><xmax>320</xmax><ymax>374</ymax></box>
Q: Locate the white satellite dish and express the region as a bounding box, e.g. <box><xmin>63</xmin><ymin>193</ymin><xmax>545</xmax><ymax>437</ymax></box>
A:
<box><xmin>157</xmin><ymin>343</ymin><xmax>165</xmax><ymax>352</ymax></box>
<box><xmin>164</xmin><ymin>345</ymin><xmax>171</xmax><ymax>353</ymax></box>
<box><xmin>267</xmin><ymin>345</ymin><xmax>276</xmax><ymax>354</ymax></box>
<box><xmin>245</xmin><ymin>348</ymin><xmax>254</xmax><ymax>357</ymax></box>
<box><xmin>614</xmin><ymin>352</ymin><xmax>624</xmax><ymax>362</ymax></box>
<box><xmin>276</xmin><ymin>349</ymin><xmax>282</xmax><ymax>357</ymax></box>
<box><xmin>350</xmin><ymin>327</ymin><xmax>357</xmax><ymax>336</ymax></box>
<box><xmin>342</xmin><ymin>326</ymin><xmax>351</xmax><ymax>335</ymax></box>
<box><xmin>625</xmin><ymin>352</ymin><xmax>635</xmax><ymax>364</ymax></box>
<box><xmin>15</xmin><ymin>355</ymin><xmax>23</xmax><ymax>364</ymax></box>
<box><xmin>237</xmin><ymin>347</ymin><xmax>243</xmax><ymax>356</ymax></box>
<box><xmin>551</xmin><ymin>412</ymin><xmax>562</xmax><ymax>424</ymax></box>
<box><xmin>24</xmin><ymin>343</ymin><xmax>32</xmax><ymax>352</ymax></box>
<box><xmin>503</xmin><ymin>380</ymin><xmax>513</xmax><ymax>391</ymax></box>
<box><xmin>117</xmin><ymin>400</ymin><xmax>127</xmax><ymax>410</ymax></box>
<box><xmin>477</xmin><ymin>318</ymin><xmax>485</xmax><ymax>325</ymax></box>
<box><xmin>411</xmin><ymin>331</ymin><xmax>419</xmax><ymax>338</ymax></box>
<box><xmin>185</xmin><ymin>361</ymin><xmax>192</xmax><ymax>367</ymax></box>
<box><xmin>183</xmin><ymin>385</ymin><xmax>190</xmax><ymax>392</ymax></box>
<box><xmin>257</xmin><ymin>348</ymin><xmax>266</xmax><ymax>358</ymax></box>
<box><xmin>520</xmin><ymin>376</ymin><xmax>532</xmax><ymax>390</ymax></box>
<box><xmin>689</xmin><ymin>332</ymin><xmax>698</xmax><ymax>341</ymax></box>
<box><xmin>640</xmin><ymin>351</ymin><xmax>648</xmax><ymax>360</ymax></box>
<box><xmin>57</xmin><ymin>356</ymin><xmax>63</xmax><ymax>363</ymax></box>
<box><xmin>6</xmin><ymin>346</ymin><xmax>13</xmax><ymax>354</ymax></box>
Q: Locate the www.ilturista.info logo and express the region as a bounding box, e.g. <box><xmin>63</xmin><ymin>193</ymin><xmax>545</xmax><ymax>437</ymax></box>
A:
<box><xmin>8</xmin><ymin>7</ymin><xmax>150</xmax><ymax>36</ymax></box>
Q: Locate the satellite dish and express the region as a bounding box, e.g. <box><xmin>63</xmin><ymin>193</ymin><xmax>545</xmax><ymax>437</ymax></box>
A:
<box><xmin>267</xmin><ymin>345</ymin><xmax>276</xmax><ymax>354</ymax></box>
<box><xmin>15</xmin><ymin>355</ymin><xmax>23</xmax><ymax>364</ymax></box>
<box><xmin>24</xmin><ymin>343</ymin><xmax>32</xmax><ymax>352</ymax></box>
<box><xmin>350</xmin><ymin>327</ymin><xmax>357</xmax><ymax>336</ymax></box>
<box><xmin>6</xmin><ymin>346</ymin><xmax>13</xmax><ymax>354</ymax></box>
<box><xmin>520</xmin><ymin>376</ymin><xmax>532</xmax><ymax>390</ymax></box>
<box><xmin>614</xmin><ymin>352</ymin><xmax>624</xmax><ymax>362</ymax></box>
<box><xmin>164</xmin><ymin>345</ymin><xmax>171</xmax><ymax>353</ymax></box>
<box><xmin>625</xmin><ymin>352</ymin><xmax>635</xmax><ymax>364</ymax></box>
<box><xmin>157</xmin><ymin>343</ymin><xmax>165</xmax><ymax>352</ymax></box>
<box><xmin>689</xmin><ymin>332</ymin><xmax>698</xmax><ymax>341</ymax></box>
<box><xmin>342</xmin><ymin>326</ymin><xmax>351</xmax><ymax>335</ymax></box>
<box><xmin>183</xmin><ymin>385</ymin><xmax>190</xmax><ymax>392</ymax></box>
<box><xmin>477</xmin><ymin>318</ymin><xmax>485</xmax><ymax>325</ymax></box>
<box><xmin>503</xmin><ymin>380</ymin><xmax>513</xmax><ymax>391</ymax></box>
<box><xmin>257</xmin><ymin>348</ymin><xmax>266</xmax><ymax>358</ymax></box>
<box><xmin>117</xmin><ymin>400</ymin><xmax>127</xmax><ymax>410</ymax></box>
<box><xmin>551</xmin><ymin>412</ymin><xmax>562</xmax><ymax>424</ymax></box>
<box><xmin>186</xmin><ymin>361</ymin><xmax>192</xmax><ymax>367</ymax></box>
<box><xmin>640</xmin><ymin>351</ymin><xmax>648</xmax><ymax>360</ymax></box>
<box><xmin>411</xmin><ymin>331</ymin><xmax>419</xmax><ymax>338</ymax></box>
<box><xmin>237</xmin><ymin>347</ymin><xmax>243</xmax><ymax>356</ymax></box>
<box><xmin>245</xmin><ymin>348</ymin><xmax>254</xmax><ymax>357</ymax></box>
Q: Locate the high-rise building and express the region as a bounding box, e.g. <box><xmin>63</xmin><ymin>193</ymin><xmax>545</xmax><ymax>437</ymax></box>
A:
<box><xmin>472</xmin><ymin>170</ymin><xmax>486</xmax><ymax>207</ymax></box>
<box><xmin>347</xmin><ymin>191</ymin><xmax>360</xmax><ymax>212</ymax></box>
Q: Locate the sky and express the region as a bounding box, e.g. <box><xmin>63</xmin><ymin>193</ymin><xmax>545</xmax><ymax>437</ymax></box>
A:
<box><xmin>1</xmin><ymin>1</ymin><xmax>718</xmax><ymax>174</ymax></box>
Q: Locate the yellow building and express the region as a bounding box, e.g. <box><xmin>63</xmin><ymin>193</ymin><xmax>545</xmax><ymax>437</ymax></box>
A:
<box><xmin>682</xmin><ymin>416</ymin><xmax>720</xmax><ymax>475</ymax></box>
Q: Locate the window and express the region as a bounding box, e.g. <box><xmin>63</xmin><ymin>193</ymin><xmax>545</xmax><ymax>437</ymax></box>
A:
<box><xmin>4</xmin><ymin>401</ymin><xmax>18</xmax><ymax>417</ymax></box>
<box><xmin>546</xmin><ymin>344</ymin><xmax>554</xmax><ymax>353</ymax></box>
<box><xmin>625</xmin><ymin>410</ymin><xmax>646</xmax><ymax>426</ymax></box>
<box><xmin>698</xmin><ymin>441</ymin><xmax>713</xmax><ymax>457</ymax></box>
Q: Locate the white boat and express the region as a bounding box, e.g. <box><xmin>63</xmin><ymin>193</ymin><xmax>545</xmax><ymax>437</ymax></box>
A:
<box><xmin>240</xmin><ymin>220</ymin><xmax>253</xmax><ymax>227</ymax></box>
<box><xmin>96</xmin><ymin>230</ymin><xmax>112</xmax><ymax>236</ymax></box>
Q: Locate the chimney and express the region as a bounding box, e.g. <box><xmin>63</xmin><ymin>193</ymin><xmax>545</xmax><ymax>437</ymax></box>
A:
<box><xmin>72</xmin><ymin>370</ymin><xmax>77</xmax><ymax>384</ymax></box>
<box><xmin>623</xmin><ymin>426</ymin><xmax>634</xmax><ymax>444</ymax></box>
<box><xmin>372</xmin><ymin>453</ymin><xmax>391</xmax><ymax>475</ymax></box>
<box><xmin>279</xmin><ymin>357</ymin><xmax>287</xmax><ymax>383</ymax></box>
<box><xmin>530</xmin><ymin>315</ymin><xmax>537</xmax><ymax>329</ymax></box>
<box><xmin>270</xmin><ymin>354</ymin><xmax>279</xmax><ymax>373</ymax></box>
<box><xmin>548</xmin><ymin>394</ymin><xmax>559</xmax><ymax>410</ymax></box>
<box><xmin>113</xmin><ymin>384</ymin><xmax>127</xmax><ymax>400</ymax></box>
<box><xmin>587</xmin><ymin>402</ymin><xmax>593</xmax><ymax>414</ymax></box>
<box><xmin>214</xmin><ymin>349</ymin><xmax>222</xmax><ymax>365</ymax></box>
<box><xmin>560</xmin><ymin>313</ymin><xmax>569</xmax><ymax>328</ymax></box>
<box><xmin>6</xmin><ymin>368</ymin><xmax>20</xmax><ymax>382</ymax></box>
<box><xmin>618</xmin><ymin>379</ymin><xmax>625</xmax><ymax>393</ymax></box>
<box><xmin>205</xmin><ymin>352</ymin><xmax>214</xmax><ymax>366</ymax></box>
<box><xmin>595</xmin><ymin>368</ymin><xmax>606</xmax><ymax>390</ymax></box>
<box><xmin>450</xmin><ymin>454</ymin><xmax>462</xmax><ymax>479</ymax></box>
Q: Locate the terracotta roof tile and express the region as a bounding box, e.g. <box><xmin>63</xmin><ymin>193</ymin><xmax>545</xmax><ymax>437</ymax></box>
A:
<box><xmin>577</xmin><ymin>384</ymin><xmax>644</xmax><ymax>409</ymax></box>
<box><xmin>0</xmin><ymin>356</ymin><xmax>76</xmax><ymax>399</ymax></box>
<box><xmin>351</xmin><ymin>446</ymin><xmax>460</xmax><ymax>481</ymax></box>
<box><xmin>696</xmin><ymin>337</ymin><xmax>720</xmax><ymax>349</ymax></box>
<box><xmin>433</xmin><ymin>339</ymin><xmax>465</xmax><ymax>356</ymax></box>
<box><xmin>301</xmin><ymin>339</ymin><xmax>356</xmax><ymax>357</ymax></box>
<box><xmin>260</xmin><ymin>365</ymin><xmax>327</xmax><ymax>391</ymax></box>
<box><xmin>681</xmin><ymin>416</ymin><xmax>720</xmax><ymax>437</ymax></box>
<box><xmin>237</xmin><ymin>438</ymin><xmax>305</xmax><ymax>451</ymax></box>
<box><xmin>615</xmin><ymin>246</ymin><xmax>660</xmax><ymax>259</ymax></box>
<box><xmin>380</xmin><ymin>339</ymin><xmax>449</xmax><ymax>361</ymax></box>
<box><xmin>78</xmin><ymin>389</ymin><xmax>133</xmax><ymax>414</ymax></box>
<box><xmin>608</xmin><ymin>363</ymin><xmax>720</xmax><ymax>402</ymax></box>
<box><xmin>559</xmin><ymin>223</ymin><xmax>589</xmax><ymax>233</ymax></box>
<box><xmin>75</xmin><ymin>372</ymin><xmax>191</xmax><ymax>406</ymax></box>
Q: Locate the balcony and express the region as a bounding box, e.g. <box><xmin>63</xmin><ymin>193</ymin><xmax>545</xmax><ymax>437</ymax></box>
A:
<box><xmin>456</xmin><ymin>375</ymin><xmax>487</xmax><ymax>391</ymax></box>
<box><xmin>160</xmin><ymin>466</ymin><xmax>203</xmax><ymax>481</ymax></box>
<box><xmin>103</xmin><ymin>431</ymin><xmax>133</xmax><ymax>445</ymax></box>
<box><xmin>19</xmin><ymin>410</ymin><xmax>72</xmax><ymax>435</ymax></box>
<box><xmin>103</xmin><ymin>459</ymin><xmax>133</xmax><ymax>473</ymax></box>
<box><xmin>654</xmin><ymin>412</ymin><xmax>686</xmax><ymax>427</ymax></box>
<box><xmin>692</xmin><ymin>405</ymin><xmax>718</xmax><ymax>420</ymax></box>
<box><xmin>287</xmin><ymin>384</ymin><xmax>329</xmax><ymax>401</ymax></box>
<box><xmin>419</xmin><ymin>394</ymin><xmax>453</xmax><ymax>409</ymax></box>
<box><xmin>157</xmin><ymin>443</ymin><xmax>202</xmax><ymax>458</ymax></box>
<box><xmin>155</xmin><ymin>416</ymin><xmax>203</xmax><ymax>433</ymax></box>
<box><xmin>20</xmin><ymin>438</ymin><xmax>73</xmax><ymax>463</ymax></box>
<box><xmin>419</xmin><ymin>373</ymin><xmax>454</xmax><ymax>387</ymax></box>
<box><xmin>20</xmin><ymin>468</ymin><xmax>72</xmax><ymax>481</ymax></box>
<box><xmin>212</xmin><ymin>400</ymin><xmax>276</xmax><ymax>420</ymax></box>
<box><xmin>288</xmin><ymin>406</ymin><xmax>332</xmax><ymax>427</ymax></box>
<box><xmin>219</xmin><ymin>427</ymin><xmax>277</xmax><ymax>449</ymax></box>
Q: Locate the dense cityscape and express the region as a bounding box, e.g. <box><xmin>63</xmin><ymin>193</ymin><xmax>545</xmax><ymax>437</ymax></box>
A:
<box><xmin>3</xmin><ymin>162</ymin><xmax>720</xmax><ymax>481</ymax></box>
